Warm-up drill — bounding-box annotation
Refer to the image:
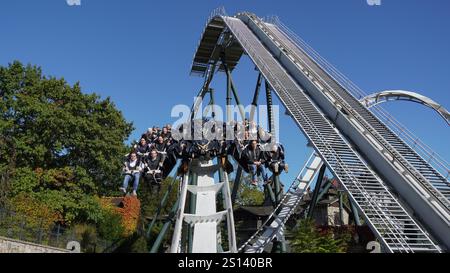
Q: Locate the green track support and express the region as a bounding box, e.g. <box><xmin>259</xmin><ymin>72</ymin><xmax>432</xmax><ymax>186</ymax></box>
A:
<box><xmin>230</xmin><ymin>166</ymin><xmax>242</xmax><ymax>205</ymax></box>
<box><xmin>339</xmin><ymin>191</ymin><xmax>344</xmax><ymax>225</ymax></box>
<box><xmin>250</xmin><ymin>73</ymin><xmax>262</xmax><ymax>123</ymax></box>
<box><xmin>273</xmin><ymin>175</ymin><xmax>282</xmax><ymax>205</ymax></box>
<box><xmin>307</xmin><ymin>164</ymin><xmax>327</xmax><ymax>218</ymax></box>
<box><xmin>350</xmin><ymin>198</ymin><xmax>362</xmax><ymax>226</ymax></box>
<box><xmin>272</xmin><ymin>175</ymin><xmax>286</xmax><ymax>251</ymax></box>
<box><xmin>271</xmin><ymin>239</ymin><xmax>287</xmax><ymax>253</ymax></box>
<box><xmin>222</xmin><ymin>55</ymin><xmax>246</xmax><ymax>121</ymax></box>
<box><xmin>146</xmin><ymin>174</ymin><xmax>178</xmax><ymax>238</ymax></box>
<box><xmin>264</xmin><ymin>182</ymin><xmax>277</xmax><ymax>207</ymax></box>
<box><xmin>150</xmin><ymin>199</ymin><xmax>179</xmax><ymax>253</ymax></box>
<box><xmin>190</xmin><ymin>56</ymin><xmax>219</xmax><ymax>120</ymax></box>
<box><xmin>316</xmin><ymin>180</ymin><xmax>333</xmax><ymax>204</ymax></box>
<box><xmin>265</xmin><ymin>80</ymin><xmax>274</xmax><ymax>137</ymax></box>
<box><xmin>209</xmin><ymin>88</ymin><xmax>216</xmax><ymax>119</ymax></box>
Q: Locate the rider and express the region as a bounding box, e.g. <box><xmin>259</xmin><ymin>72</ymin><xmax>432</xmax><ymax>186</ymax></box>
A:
<box><xmin>165</xmin><ymin>124</ymin><xmax>172</xmax><ymax>133</ymax></box>
<box><xmin>120</xmin><ymin>152</ymin><xmax>143</xmax><ymax>196</ymax></box>
<box><xmin>153</xmin><ymin>135</ymin><xmax>167</xmax><ymax>163</ymax></box>
<box><xmin>243</xmin><ymin>140</ymin><xmax>268</xmax><ymax>186</ymax></box>
<box><xmin>135</xmin><ymin>137</ymin><xmax>150</xmax><ymax>159</ymax></box>
<box><xmin>265</xmin><ymin>143</ymin><xmax>289</xmax><ymax>175</ymax></box>
<box><xmin>143</xmin><ymin>149</ymin><xmax>163</xmax><ymax>194</ymax></box>
<box><xmin>142</xmin><ymin>128</ymin><xmax>154</xmax><ymax>144</ymax></box>
<box><xmin>161</xmin><ymin>126</ymin><xmax>171</xmax><ymax>142</ymax></box>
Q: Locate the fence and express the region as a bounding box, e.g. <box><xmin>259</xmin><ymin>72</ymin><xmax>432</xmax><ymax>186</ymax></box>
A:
<box><xmin>0</xmin><ymin>206</ymin><xmax>115</xmax><ymax>253</ymax></box>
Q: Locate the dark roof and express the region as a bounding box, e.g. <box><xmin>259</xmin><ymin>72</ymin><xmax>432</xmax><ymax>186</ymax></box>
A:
<box><xmin>235</xmin><ymin>206</ymin><xmax>274</xmax><ymax>217</ymax></box>
<box><xmin>317</xmin><ymin>197</ymin><xmax>339</xmax><ymax>205</ymax></box>
<box><xmin>103</xmin><ymin>197</ymin><xmax>124</xmax><ymax>208</ymax></box>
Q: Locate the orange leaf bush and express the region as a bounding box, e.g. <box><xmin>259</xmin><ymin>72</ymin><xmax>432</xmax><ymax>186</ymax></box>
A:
<box><xmin>9</xmin><ymin>193</ymin><xmax>62</xmax><ymax>230</ymax></box>
<box><xmin>100</xmin><ymin>196</ymin><xmax>141</xmax><ymax>236</ymax></box>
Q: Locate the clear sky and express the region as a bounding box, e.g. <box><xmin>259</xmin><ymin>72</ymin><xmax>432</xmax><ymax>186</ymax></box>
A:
<box><xmin>1</xmin><ymin>0</ymin><xmax>449</xmax><ymax>185</ymax></box>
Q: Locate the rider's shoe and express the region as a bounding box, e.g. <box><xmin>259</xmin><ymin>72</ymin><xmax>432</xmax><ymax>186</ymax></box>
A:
<box><xmin>119</xmin><ymin>187</ymin><xmax>126</xmax><ymax>194</ymax></box>
<box><xmin>273</xmin><ymin>163</ymin><xmax>279</xmax><ymax>173</ymax></box>
<box><xmin>132</xmin><ymin>190</ymin><xmax>137</xmax><ymax>197</ymax></box>
<box><xmin>284</xmin><ymin>164</ymin><xmax>289</xmax><ymax>173</ymax></box>
<box><xmin>251</xmin><ymin>180</ymin><xmax>258</xmax><ymax>186</ymax></box>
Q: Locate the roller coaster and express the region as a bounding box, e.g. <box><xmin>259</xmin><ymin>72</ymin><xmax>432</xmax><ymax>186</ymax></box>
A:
<box><xmin>147</xmin><ymin>8</ymin><xmax>450</xmax><ymax>253</ymax></box>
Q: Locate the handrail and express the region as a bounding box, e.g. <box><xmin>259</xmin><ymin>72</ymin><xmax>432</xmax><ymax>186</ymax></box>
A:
<box><xmin>267</xmin><ymin>16</ymin><xmax>449</xmax><ymax>182</ymax></box>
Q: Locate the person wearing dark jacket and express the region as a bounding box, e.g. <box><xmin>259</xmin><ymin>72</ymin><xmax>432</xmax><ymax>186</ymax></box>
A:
<box><xmin>243</xmin><ymin>140</ymin><xmax>268</xmax><ymax>186</ymax></box>
<box><xmin>153</xmin><ymin>136</ymin><xmax>166</xmax><ymax>152</ymax></box>
<box><xmin>135</xmin><ymin>138</ymin><xmax>150</xmax><ymax>159</ymax></box>
<box><xmin>265</xmin><ymin>143</ymin><xmax>289</xmax><ymax>174</ymax></box>
<box><xmin>161</xmin><ymin>126</ymin><xmax>171</xmax><ymax>142</ymax></box>
<box><xmin>143</xmin><ymin>149</ymin><xmax>163</xmax><ymax>194</ymax></box>
<box><xmin>153</xmin><ymin>135</ymin><xmax>167</xmax><ymax>163</ymax></box>
<box><xmin>142</xmin><ymin>128</ymin><xmax>155</xmax><ymax>144</ymax></box>
<box><xmin>165</xmin><ymin>124</ymin><xmax>172</xmax><ymax>133</ymax></box>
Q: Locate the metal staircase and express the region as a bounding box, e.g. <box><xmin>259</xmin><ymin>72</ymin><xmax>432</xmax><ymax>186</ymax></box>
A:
<box><xmin>220</xmin><ymin>15</ymin><xmax>441</xmax><ymax>253</ymax></box>
<box><xmin>239</xmin><ymin>153</ymin><xmax>322</xmax><ymax>253</ymax></box>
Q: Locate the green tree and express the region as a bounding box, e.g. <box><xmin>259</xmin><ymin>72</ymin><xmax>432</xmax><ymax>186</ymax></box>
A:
<box><xmin>97</xmin><ymin>208</ymin><xmax>126</xmax><ymax>242</ymax></box>
<box><xmin>0</xmin><ymin>61</ymin><xmax>134</xmax><ymax>224</ymax></box>
<box><xmin>233</xmin><ymin>174</ymin><xmax>265</xmax><ymax>207</ymax></box>
<box><xmin>139</xmin><ymin>176</ymin><xmax>180</xmax><ymax>219</ymax></box>
<box><xmin>289</xmin><ymin>219</ymin><xmax>349</xmax><ymax>253</ymax></box>
<box><xmin>0</xmin><ymin>61</ymin><xmax>134</xmax><ymax>195</ymax></box>
<box><xmin>8</xmin><ymin>166</ymin><xmax>104</xmax><ymax>224</ymax></box>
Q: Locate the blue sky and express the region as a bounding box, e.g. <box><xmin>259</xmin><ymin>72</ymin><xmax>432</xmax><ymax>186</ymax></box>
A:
<box><xmin>1</xmin><ymin>0</ymin><xmax>449</xmax><ymax>185</ymax></box>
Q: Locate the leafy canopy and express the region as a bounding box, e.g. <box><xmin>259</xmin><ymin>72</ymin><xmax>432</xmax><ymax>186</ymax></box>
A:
<box><xmin>0</xmin><ymin>61</ymin><xmax>134</xmax><ymax>224</ymax></box>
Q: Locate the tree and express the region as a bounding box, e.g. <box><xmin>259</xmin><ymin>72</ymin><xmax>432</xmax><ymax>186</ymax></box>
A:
<box><xmin>289</xmin><ymin>219</ymin><xmax>349</xmax><ymax>253</ymax></box>
<box><xmin>233</xmin><ymin>174</ymin><xmax>265</xmax><ymax>207</ymax></box>
<box><xmin>7</xmin><ymin>192</ymin><xmax>61</xmax><ymax>230</ymax></box>
<box><xmin>139</xmin><ymin>176</ymin><xmax>180</xmax><ymax>219</ymax></box>
<box><xmin>8</xmin><ymin>166</ymin><xmax>104</xmax><ymax>224</ymax></box>
<box><xmin>0</xmin><ymin>61</ymin><xmax>134</xmax><ymax>224</ymax></box>
<box><xmin>0</xmin><ymin>61</ymin><xmax>134</xmax><ymax>194</ymax></box>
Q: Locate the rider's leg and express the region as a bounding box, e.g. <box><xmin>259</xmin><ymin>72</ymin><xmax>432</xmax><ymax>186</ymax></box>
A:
<box><xmin>271</xmin><ymin>162</ymin><xmax>279</xmax><ymax>174</ymax></box>
<box><xmin>132</xmin><ymin>173</ymin><xmax>141</xmax><ymax>195</ymax></box>
<box><xmin>122</xmin><ymin>174</ymin><xmax>132</xmax><ymax>191</ymax></box>
<box><xmin>248</xmin><ymin>164</ymin><xmax>258</xmax><ymax>185</ymax></box>
<box><xmin>150</xmin><ymin>183</ymin><xmax>158</xmax><ymax>195</ymax></box>
<box><xmin>155</xmin><ymin>173</ymin><xmax>162</xmax><ymax>184</ymax></box>
<box><xmin>257</xmin><ymin>165</ymin><xmax>268</xmax><ymax>183</ymax></box>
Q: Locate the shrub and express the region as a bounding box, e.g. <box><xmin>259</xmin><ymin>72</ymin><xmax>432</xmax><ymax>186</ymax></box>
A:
<box><xmin>100</xmin><ymin>196</ymin><xmax>141</xmax><ymax>237</ymax></box>
<box><xmin>96</xmin><ymin>208</ymin><xmax>125</xmax><ymax>242</ymax></box>
<box><xmin>290</xmin><ymin>219</ymin><xmax>349</xmax><ymax>253</ymax></box>
<box><xmin>8</xmin><ymin>193</ymin><xmax>61</xmax><ymax>230</ymax></box>
<box><xmin>73</xmin><ymin>224</ymin><xmax>98</xmax><ymax>253</ymax></box>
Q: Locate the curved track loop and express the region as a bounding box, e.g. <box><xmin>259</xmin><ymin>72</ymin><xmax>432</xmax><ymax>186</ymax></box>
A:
<box><xmin>362</xmin><ymin>90</ymin><xmax>450</xmax><ymax>126</ymax></box>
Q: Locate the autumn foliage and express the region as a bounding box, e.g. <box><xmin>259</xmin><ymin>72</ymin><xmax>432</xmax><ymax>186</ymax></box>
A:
<box><xmin>100</xmin><ymin>196</ymin><xmax>141</xmax><ymax>236</ymax></box>
<box><xmin>9</xmin><ymin>193</ymin><xmax>62</xmax><ymax>230</ymax></box>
